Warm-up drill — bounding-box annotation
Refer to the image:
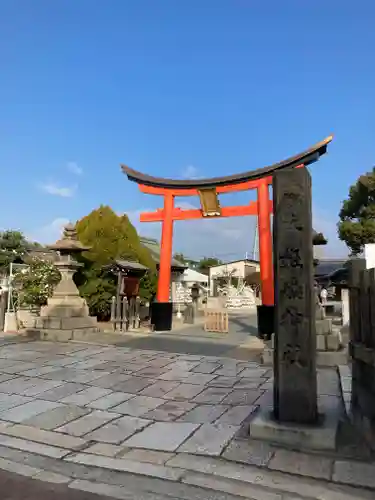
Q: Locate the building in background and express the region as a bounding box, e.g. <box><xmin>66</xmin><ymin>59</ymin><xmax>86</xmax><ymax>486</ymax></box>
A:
<box><xmin>208</xmin><ymin>258</ymin><xmax>260</xmax><ymax>296</ymax></box>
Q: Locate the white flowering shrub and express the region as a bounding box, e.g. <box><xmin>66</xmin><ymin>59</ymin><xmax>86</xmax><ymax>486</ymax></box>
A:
<box><xmin>13</xmin><ymin>258</ymin><xmax>61</xmax><ymax>308</ymax></box>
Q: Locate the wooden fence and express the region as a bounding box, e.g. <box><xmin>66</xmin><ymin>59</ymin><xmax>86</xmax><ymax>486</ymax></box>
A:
<box><xmin>348</xmin><ymin>259</ymin><xmax>375</xmax><ymax>451</ymax></box>
<box><xmin>204</xmin><ymin>309</ymin><xmax>229</xmax><ymax>333</ymax></box>
<box><xmin>110</xmin><ymin>296</ymin><xmax>141</xmax><ymax>332</ymax></box>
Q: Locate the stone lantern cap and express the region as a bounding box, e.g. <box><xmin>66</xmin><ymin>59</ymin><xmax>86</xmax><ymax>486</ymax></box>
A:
<box><xmin>48</xmin><ymin>224</ymin><xmax>90</xmax><ymax>253</ymax></box>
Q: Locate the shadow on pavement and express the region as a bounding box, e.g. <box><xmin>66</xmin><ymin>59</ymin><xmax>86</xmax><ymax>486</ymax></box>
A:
<box><xmin>115</xmin><ymin>335</ymin><xmax>262</xmax><ymax>361</ymax></box>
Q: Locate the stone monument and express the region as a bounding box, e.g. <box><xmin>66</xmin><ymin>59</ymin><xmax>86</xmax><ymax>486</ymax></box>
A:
<box><xmin>33</xmin><ymin>224</ymin><xmax>99</xmax><ymax>341</ymax></box>
<box><xmin>272</xmin><ymin>167</ymin><xmax>317</xmax><ymax>424</ymax></box>
<box><xmin>250</xmin><ymin>167</ymin><xmax>339</xmax><ymax>450</ymax></box>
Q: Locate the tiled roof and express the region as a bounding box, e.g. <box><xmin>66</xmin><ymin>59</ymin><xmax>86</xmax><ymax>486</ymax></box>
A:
<box><xmin>314</xmin><ymin>259</ymin><xmax>348</xmax><ymax>277</ymax></box>
<box><xmin>140</xmin><ymin>237</ymin><xmax>186</xmax><ymax>269</ymax></box>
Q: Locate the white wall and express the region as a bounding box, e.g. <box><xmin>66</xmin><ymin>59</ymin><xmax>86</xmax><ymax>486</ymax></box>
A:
<box><xmin>208</xmin><ymin>260</ymin><xmax>260</xmax><ymax>295</ymax></box>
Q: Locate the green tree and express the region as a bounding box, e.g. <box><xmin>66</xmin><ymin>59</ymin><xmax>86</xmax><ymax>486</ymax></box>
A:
<box><xmin>197</xmin><ymin>257</ymin><xmax>223</xmax><ymax>274</ymax></box>
<box><xmin>173</xmin><ymin>252</ymin><xmax>187</xmax><ymax>264</ymax></box>
<box><xmin>75</xmin><ymin>206</ymin><xmax>156</xmax><ymax>319</ymax></box>
<box><xmin>338</xmin><ymin>168</ymin><xmax>375</xmax><ymax>255</ymax></box>
<box><xmin>0</xmin><ymin>230</ymin><xmax>28</xmax><ymax>271</ymax></box>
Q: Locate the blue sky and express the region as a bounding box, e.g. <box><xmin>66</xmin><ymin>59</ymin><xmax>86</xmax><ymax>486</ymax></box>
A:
<box><xmin>1</xmin><ymin>1</ymin><xmax>374</xmax><ymax>260</ymax></box>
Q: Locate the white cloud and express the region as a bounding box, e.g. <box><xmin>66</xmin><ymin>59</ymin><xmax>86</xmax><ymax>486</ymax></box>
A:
<box><xmin>28</xmin><ymin>217</ymin><xmax>70</xmax><ymax>245</ymax></box>
<box><xmin>38</xmin><ymin>182</ymin><xmax>77</xmax><ymax>197</ymax></box>
<box><xmin>181</xmin><ymin>165</ymin><xmax>201</xmax><ymax>180</ymax></box>
<box><xmin>67</xmin><ymin>161</ymin><xmax>83</xmax><ymax>176</ymax></box>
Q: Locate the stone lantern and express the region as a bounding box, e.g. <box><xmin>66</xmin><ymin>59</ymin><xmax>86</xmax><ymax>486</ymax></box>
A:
<box><xmin>34</xmin><ymin>224</ymin><xmax>99</xmax><ymax>340</ymax></box>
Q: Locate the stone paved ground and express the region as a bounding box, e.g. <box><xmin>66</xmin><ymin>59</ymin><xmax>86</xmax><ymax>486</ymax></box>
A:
<box><xmin>0</xmin><ymin>340</ymin><xmax>373</xmax><ymax>499</ymax></box>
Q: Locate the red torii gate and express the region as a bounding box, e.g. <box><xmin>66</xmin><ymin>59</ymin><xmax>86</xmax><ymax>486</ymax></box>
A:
<box><xmin>122</xmin><ymin>136</ymin><xmax>332</xmax><ymax>333</ymax></box>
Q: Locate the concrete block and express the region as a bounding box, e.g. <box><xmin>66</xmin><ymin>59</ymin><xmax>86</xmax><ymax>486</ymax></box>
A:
<box><xmin>0</xmin><ymin>456</ymin><xmax>42</xmax><ymax>477</ymax></box>
<box><xmin>316</xmin><ymin>334</ymin><xmax>327</xmax><ymax>351</ymax></box>
<box><xmin>327</xmin><ymin>333</ymin><xmax>341</xmax><ymax>351</ymax></box>
<box><xmin>2</xmin><ymin>424</ymin><xmax>87</xmax><ymax>450</ymax></box>
<box><xmin>316</xmin><ymin>318</ymin><xmax>332</xmax><ymax>336</ymax></box>
<box><xmin>60</xmin><ymin>316</ymin><xmax>97</xmax><ymax>330</ymax></box>
<box><xmin>268</xmin><ymin>449</ymin><xmax>332</xmax><ymax>480</ymax></box>
<box><xmin>223</xmin><ymin>439</ymin><xmax>275</xmax><ymax>467</ymax></box>
<box><xmin>120</xmin><ymin>449</ymin><xmax>174</xmax><ymax>465</ymax></box>
<box><xmin>0</xmin><ymin>434</ymin><xmax>69</xmax><ymax>458</ymax></box>
<box><xmin>317</xmin><ymin>348</ymin><xmax>348</xmax><ymax>367</ymax></box>
<box><xmin>261</xmin><ymin>348</ymin><xmax>273</xmax><ymax>366</ymax></box>
<box><xmin>248</xmin><ymin>407</ymin><xmax>338</xmax><ymax>451</ymax></box>
<box><xmin>65</xmin><ymin>453</ymin><xmax>184</xmax><ymax>481</ymax></box>
<box><xmin>33</xmin><ymin>471</ymin><xmax>71</xmax><ymax>484</ymax></box>
<box><xmin>333</xmin><ymin>460</ymin><xmax>375</xmax><ymax>489</ymax></box>
<box><xmin>41</xmin><ymin>330</ymin><xmax>73</xmax><ymax>342</ymax></box>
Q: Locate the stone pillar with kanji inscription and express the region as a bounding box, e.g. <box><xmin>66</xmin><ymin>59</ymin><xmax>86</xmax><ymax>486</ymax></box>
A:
<box><xmin>273</xmin><ymin>167</ymin><xmax>318</xmax><ymax>424</ymax></box>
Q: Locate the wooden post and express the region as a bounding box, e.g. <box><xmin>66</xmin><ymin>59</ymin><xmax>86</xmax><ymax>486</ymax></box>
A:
<box><xmin>258</xmin><ymin>178</ymin><xmax>274</xmax><ymax>306</ymax></box>
<box><xmin>157</xmin><ymin>193</ymin><xmax>174</xmax><ymax>302</ymax></box>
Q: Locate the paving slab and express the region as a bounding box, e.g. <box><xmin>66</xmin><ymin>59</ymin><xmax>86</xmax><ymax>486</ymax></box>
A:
<box><xmin>111</xmin><ymin>395</ymin><xmax>165</xmax><ymax>417</ymax></box>
<box><xmin>221</xmin><ymin>389</ymin><xmax>262</xmax><ymax>406</ymax></box>
<box><xmin>123</xmin><ymin>421</ymin><xmax>200</xmax><ymax>451</ymax></box>
<box><xmin>60</xmin><ymin>386</ymin><xmax>112</xmax><ymax>405</ymax></box>
<box><xmin>0</xmin><ymin>377</ymin><xmax>38</xmax><ymax>395</ymax></box>
<box><xmin>139</xmin><ymin>380</ymin><xmax>180</xmax><ymax>398</ymax></box>
<box><xmin>0</xmin><ymin>399</ymin><xmax>62</xmax><ymax>423</ymax></box>
<box><xmin>21</xmin><ymin>380</ymin><xmax>65</xmax><ymax>397</ymax></box>
<box><xmin>83</xmin><ymin>442</ymin><xmax>123</xmax><ymax>457</ymax></box>
<box><xmin>0</xmin><ymin>394</ymin><xmax>34</xmax><ymax>413</ymax></box>
<box><xmin>178</xmin><ymin>404</ymin><xmax>228</xmax><ymax>424</ymax></box>
<box><xmin>207</xmin><ymin>376</ymin><xmax>237</xmax><ymax>388</ymax></box>
<box><xmin>56</xmin><ymin>410</ymin><xmax>121</xmax><ymax>437</ymax></box>
<box><xmin>233</xmin><ymin>378</ymin><xmax>263</xmax><ymax>390</ymax></box>
<box><xmin>88</xmin><ymin>373</ymin><xmax>131</xmax><ymax>389</ymax></box>
<box><xmin>214</xmin><ymin>405</ymin><xmax>257</xmax><ymax>425</ymax></box>
<box><xmin>135</xmin><ymin>367</ymin><xmax>170</xmax><ymax>378</ymax></box>
<box><xmin>22</xmin><ymin>404</ymin><xmax>91</xmax><ymax>430</ymax></box>
<box><xmin>86</xmin><ymin>415</ymin><xmax>152</xmax><ymax>444</ymax></box>
<box><xmin>163</xmin><ymin>383</ymin><xmax>205</xmax><ymax>401</ymax></box>
<box><xmin>178</xmin><ymin>423</ymin><xmax>239</xmax><ymax>456</ymax></box>
<box><xmin>193</xmin><ymin>387</ymin><xmax>232</xmax><ymax>404</ymax></box>
<box><xmin>87</xmin><ymin>391</ymin><xmax>134</xmax><ymax>410</ymax></box>
<box><xmin>112</xmin><ymin>376</ymin><xmax>154</xmax><ymax>394</ymax></box>
<box><xmin>35</xmin><ymin>382</ymin><xmax>87</xmax><ymax>401</ymax></box>
<box><xmin>145</xmin><ymin>401</ymin><xmax>196</xmax><ymax>421</ymax></box>
<box><xmin>192</xmin><ymin>362</ymin><xmax>221</xmax><ymax>374</ymax></box>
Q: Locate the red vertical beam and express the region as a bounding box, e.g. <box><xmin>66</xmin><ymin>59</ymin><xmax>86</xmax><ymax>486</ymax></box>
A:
<box><xmin>258</xmin><ymin>178</ymin><xmax>274</xmax><ymax>305</ymax></box>
<box><xmin>157</xmin><ymin>193</ymin><xmax>174</xmax><ymax>302</ymax></box>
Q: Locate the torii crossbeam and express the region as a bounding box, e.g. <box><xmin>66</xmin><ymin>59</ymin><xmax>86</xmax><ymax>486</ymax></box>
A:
<box><xmin>122</xmin><ymin>136</ymin><xmax>333</xmax><ymax>332</ymax></box>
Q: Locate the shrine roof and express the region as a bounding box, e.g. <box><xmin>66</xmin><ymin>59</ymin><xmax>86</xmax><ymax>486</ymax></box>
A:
<box><xmin>140</xmin><ymin>237</ymin><xmax>186</xmax><ymax>270</ymax></box>
<box><xmin>103</xmin><ymin>259</ymin><xmax>149</xmax><ymax>274</ymax></box>
<box><xmin>122</xmin><ymin>136</ymin><xmax>332</xmax><ymax>190</ymax></box>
